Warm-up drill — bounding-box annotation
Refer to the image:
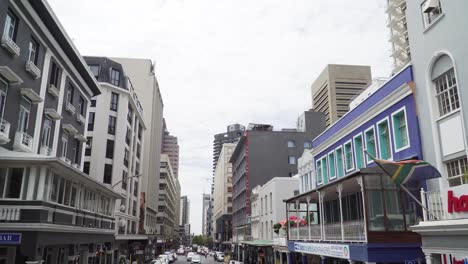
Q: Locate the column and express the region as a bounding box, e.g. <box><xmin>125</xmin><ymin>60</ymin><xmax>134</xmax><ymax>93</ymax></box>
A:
<box><xmin>425</xmin><ymin>253</ymin><xmax>433</xmax><ymax>264</ymax></box>
<box><xmin>287</xmin><ymin>252</ymin><xmax>292</xmax><ymax>264</ymax></box>
<box><xmin>280</xmin><ymin>251</ymin><xmax>283</xmax><ymax>264</ymax></box>
<box><xmin>26</xmin><ymin>167</ymin><xmax>38</xmax><ymax>200</ymax></box>
<box><xmin>35</xmin><ymin>167</ymin><xmax>48</xmax><ymax>200</ymax></box>
<box><xmin>321</xmin><ymin>255</ymin><xmax>326</xmax><ymax>264</ymax></box>
<box><xmin>356</xmin><ymin>176</ymin><xmax>367</xmax><ymax>242</ymax></box>
<box><xmin>286</xmin><ymin>203</ymin><xmax>291</xmax><ymax>240</ymax></box>
<box><xmin>318</xmin><ymin>191</ymin><xmax>325</xmax><ymax>240</ymax></box>
<box><xmin>301</xmin><ymin>253</ymin><xmax>307</xmax><ymax>264</ymax></box>
<box><xmin>420</xmin><ymin>188</ymin><xmax>428</xmax><ymax>221</ymax></box>
<box><xmin>307</xmin><ymin>198</ymin><xmax>311</xmax><ymax>240</ymax></box>
<box><xmin>337</xmin><ymin>184</ymin><xmax>344</xmax><ymax>241</ymax></box>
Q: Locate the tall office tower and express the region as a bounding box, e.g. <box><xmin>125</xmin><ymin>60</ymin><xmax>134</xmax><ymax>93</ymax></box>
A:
<box><xmin>0</xmin><ymin>1</ymin><xmax>121</xmax><ymax>262</ymax></box>
<box><xmin>202</xmin><ymin>194</ymin><xmax>211</xmax><ymax>235</ymax></box>
<box><xmin>212</xmin><ymin>143</ymin><xmax>236</xmax><ymax>250</ymax></box>
<box><xmin>84</xmin><ymin>56</ymin><xmax>146</xmax><ymax>254</ymax></box>
<box><xmin>162</xmin><ymin>118</ymin><xmax>179</xmax><ymax>178</ymax></box>
<box><xmin>158</xmin><ymin>154</ymin><xmax>180</xmax><ymax>244</ymax></box>
<box><xmin>111</xmin><ymin>58</ymin><xmax>164</xmax><ymax>237</ymax></box>
<box><xmin>180</xmin><ymin>196</ymin><xmax>190</xmax><ymax>225</ymax></box>
<box><xmin>386</xmin><ymin>0</ymin><xmax>411</xmax><ymax>74</ymax></box>
<box><xmin>311</xmin><ymin>64</ymin><xmax>372</xmax><ymax>127</ymax></box>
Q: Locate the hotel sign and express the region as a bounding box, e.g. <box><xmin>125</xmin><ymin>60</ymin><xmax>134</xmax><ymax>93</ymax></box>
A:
<box><xmin>443</xmin><ymin>185</ymin><xmax>468</xmax><ymax>219</ymax></box>
<box><xmin>0</xmin><ymin>233</ymin><xmax>21</xmax><ymax>244</ymax></box>
<box><xmin>292</xmin><ymin>242</ymin><xmax>350</xmax><ymax>259</ymax></box>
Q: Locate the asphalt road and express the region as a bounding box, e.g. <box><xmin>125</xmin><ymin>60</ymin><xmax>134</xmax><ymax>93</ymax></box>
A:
<box><xmin>174</xmin><ymin>255</ymin><xmax>222</xmax><ymax>264</ymax></box>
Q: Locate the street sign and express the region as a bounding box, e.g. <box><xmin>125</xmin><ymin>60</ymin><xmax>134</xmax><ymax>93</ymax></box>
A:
<box><xmin>0</xmin><ymin>233</ymin><xmax>21</xmax><ymax>245</ymax></box>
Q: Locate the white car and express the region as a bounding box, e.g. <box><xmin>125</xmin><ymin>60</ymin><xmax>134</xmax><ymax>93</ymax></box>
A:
<box><xmin>216</xmin><ymin>254</ymin><xmax>224</xmax><ymax>262</ymax></box>
<box><xmin>187</xmin><ymin>252</ymin><xmax>195</xmax><ymax>262</ymax></box>
<box><xmin>150</xmin><ymin>260</ymin><xmax>163</xmax><ymax>264</ymax></box>
<box><xmin>191</xmin><ymin>254</ymin><xmax>203</xmax><ymax>263</ymax></box>
<box><xmin>164</xmin><ymin>252</ymin><xmax>176</xmax><ymax>262</ymax></box>
<box><xmin>158</xmin><ymin>255</ymin><xmax>170</xmax><ymax>264</ymax></box>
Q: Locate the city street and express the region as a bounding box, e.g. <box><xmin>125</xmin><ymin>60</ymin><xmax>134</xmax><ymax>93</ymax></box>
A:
<box><xmin>174</xmin><ymin>255</ymin><xmax>222</xmax><ymax>264</ymax></box>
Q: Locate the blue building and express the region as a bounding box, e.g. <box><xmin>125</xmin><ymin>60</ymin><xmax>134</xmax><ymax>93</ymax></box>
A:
<box><xmin>283</xmin><ymin>66</ymin><xmax>427</xmax><ymax>264</ymax></box>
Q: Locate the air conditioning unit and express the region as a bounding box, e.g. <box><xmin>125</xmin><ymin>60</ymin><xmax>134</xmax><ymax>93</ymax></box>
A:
<box><xmin>423</xmin><ymin>0</ymin><xmax>439</xmax><ymax>13</ymax></box>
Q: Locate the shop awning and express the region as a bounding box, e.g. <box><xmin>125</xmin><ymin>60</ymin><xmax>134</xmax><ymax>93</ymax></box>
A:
<box><xmin>241</xmin><ymin>240</ymin><xmax>274</xmax><ymax>247</ymax></box>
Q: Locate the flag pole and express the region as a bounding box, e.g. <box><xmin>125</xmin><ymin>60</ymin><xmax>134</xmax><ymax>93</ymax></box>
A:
<box><xmin>363</xmin><ymin>150</ymin><xmax>437</xmax><ymax>220</ymax></box>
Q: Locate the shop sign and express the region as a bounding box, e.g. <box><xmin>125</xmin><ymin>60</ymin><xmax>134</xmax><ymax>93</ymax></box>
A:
<box><xmin>452</xmin><ymin>255</ymin><xmax>468</xmax><ymax>264</ymax></box>
<box><xmin>448</xmin><ymin>191</ymin><xmax>468</xmax><ymax>213</ymax></box>
<box><xmin>0</xmin><ymin>233</ymin><xmax>21</xmax><ymax>244</ymax></box>
<box><xmin>273</xmin><ymin>237</ymin><xmax>287</xmax><ymax>247</ymax></box>
<box><xmin>292</xmin><ymin>242</ymin><xmax>350</xmax><ymax>259</ymax></box>
<box><xmin>443</xmin><ymin>185</ymin><xmax>468</xmax><ymax>219</ymax></box>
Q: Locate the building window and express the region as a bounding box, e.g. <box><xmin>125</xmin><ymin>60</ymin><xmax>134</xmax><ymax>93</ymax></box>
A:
<box><xmin>335</xmin><ymin>147</ymin><xmax>344</xmax><ymax>178</ymax></box>
<box><xmin>270</xmin><ymin>192</ymin><xmax>273</xmax><ymax>213</ymax></box>
<box><xmin>392</xmin><ymin>107</ymin><xmax>409</xmax><ymax>151</ymax></box>
<box><xmin>122</xmin><ymin>171</ymin><xmax>128</xmax><ymax>190</ymax></box>
<box><xmin>0</xmin><ymin>79</ymin><xmax>7</xmax><ymax>118</ymax></box>
<box><xmin>125</xmin><ymin>127</ymin><xmax>131</xmax><ymax>145</ymax></box>
<box><xmin>377</xmin><ymin>118</ymin><xmax>392</xmax><ymax>160</ymax></box>
<box><xmin>106</xmin><ymin>140</ymin><xmax>114</xmax><ymax>159</ymax></box>
<box><xmin>138</xmin><ymin>124</ymin><xmax>143</xmax><ymax>140</ymax></box>
<box><xmin>73</xmin><ymin>139</ymin><xmax>80</xmax><ymax>164</ymax></box>
<box><xmin>127</xmin><ymin>104</ymin><xmax>133</xmax><ymax>125</ymax></box>
<box><xmin>3</xmin><ymin>11</ymin><xmax>17</xmax><ymax>41</ymax></box>
<box><xmin>88</xmin><ymin>65</ymin><xmax>100</xmax><ymax>79</ymax></box>
<box><xmin>110</xmin><ymin>68</ymin><xmax>121</xmax><ymax>86</ymax></box>
<box><xmin>344</xmin><ymin>141</ymin><xmax>354</xmax><ymax>172</ymax></box>
<box><xmin>18</xmin><ymin>98</ymin><xmax>31</xmax><ymax>133</ymax></box>
<box><xmin>61</xmin><ymin>134</ymin><xmax>68</xmax><ymax>158</ymax></box>
<box><xmin>446</xmin><ymin>156</ymin><xmax>468</xmax><ymax>187</ymax></box>
<box><xmin>88</xmin><ymin>112</ymin><xmax>95</xmax><ymax>131</ymax></box>
<box><xmin>0</xmin><ymin>168</ymin><xmax>24</xmax><ymax>199</ymax></box>
<box><xmin>288</xmin><ymin>156</ymin><xmax>296</xmax><ymax>165</ymax></box>
<box><xmin>49</xmin><ymin>62</ymin><xmax>61</xmax><ymax>88</ymax></box>
<box><xmin>354</xmin><ymin>134</ymin><xmax>365</xmax><ymax>170</ymax></box>
<box><xmin>124</xmin><ymin>149</ymin><xmax>129</xmax><ymax>167</ymax></box>
<box><xmin>304</xmin><ymin>141</ymin><xmax>312</xmax><ymax>149</ymax></box>
<box><xmin>108</xmin><ymin>116</ymin><xmax>116</xmax><ymax>135</ymax></box>
<box><xmin>421</xmin><ymin>0</ymin><xmax>442</xmax><ymax>28</ymax></box>
<box><xmin>435</xmin><ymin>69</ymin><xmax>459</xmax><ymax>116</ymax></box>
<box><xmin>365</xmin><ymin>127</ymin><xmax>377</xmax><ymax>163</ymax></box>
<box><xmin>78</xmin><ymin>96</ymin><xmax>85</xmax><ymax>116</ymax></box>
<box><xmin>328</xmin><ymin>151</ymin><xmax>336</xmax><ymax>180</ymax></box>
<box><xmin>28</xmin><ymin>38</ymin><xmax>39</xmax><ymax>65</ymax></box>
<box><xmin>321</xmin><ymin>156</ymin><xmax>328</xmax><ymax>181</ymax></box>
<box><xmin>41</xmin><ymin>118</ymin><xmax>52</xmax><ymax>147</ymax></box>
<box><xmin>316</xmin><ymin>159</ymin><xmax>323</xmax><ymax>185</ymax></box>
<box><xmin>83</xmin><ymin>162</ymin><xmax>90</xmax><ymax>175</ymax></box>
<box><xmin>66</xmin><ymin>84</ymin><xmax>74</xmax><ymax>104</ymax></box>
<box><xmin>110</xmin><ymin>92</ymin><xmax>119</xmax><ymax>111</ymax></box>
<box><xmin>287</xmin><ymin>140</ymin><xmax>296</xmax><ymax>148</ymax></box>
<box><xmin>103</xmin><ymin>164</ymin><xmax>113</xmax><ymax>184</ymax></box>
<box><xmin>85</xmin><ymin>137</ymin><xmax>92</xmax><ymax>156</ymax></box>
<box><xmin>134</xmin><ymin>181</ymin><xmax>138</xmax><ymax>197</ymax></box>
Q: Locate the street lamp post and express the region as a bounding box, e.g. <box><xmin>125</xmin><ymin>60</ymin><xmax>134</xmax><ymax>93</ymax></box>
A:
<box><xmin>111</xmin><ymin>173</ymin><xmax>143</xmax><ymax>189</ymax></box>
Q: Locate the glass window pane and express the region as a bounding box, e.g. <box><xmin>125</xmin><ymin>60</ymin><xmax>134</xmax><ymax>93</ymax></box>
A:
<box><xmin>367</xmin><ymin>190</ymin><xmax>385</xmax><ymax>231</ymax></box>
<box><xmin>354</xmin><ymin>135</ymin><xmax>364</xmax><ymax>169</ymax></box>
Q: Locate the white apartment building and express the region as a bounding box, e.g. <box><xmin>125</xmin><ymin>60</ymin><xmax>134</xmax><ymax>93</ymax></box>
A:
<box><xmin>250</xmin><ymin>177</ymin><xmax>299</xmax><ymax>241</ymax></box>
<box><xmin>83</xmin><ymin>57</ymin><xmax>146</xmax><ymax>256</ymax></box>
<box><xmin>297</xmin><ymin>149</ymin><xmax>315</xmax><ymax>194</ymax></box>
<box><xmin>158</xmin><ymin>154</ymin><xmax>180</xmax><ymax>243</ymax></box>
<box><xmin>212</xmin><ymin>143</ymin><xmax>235</xmax><ymax>248</ymax></box>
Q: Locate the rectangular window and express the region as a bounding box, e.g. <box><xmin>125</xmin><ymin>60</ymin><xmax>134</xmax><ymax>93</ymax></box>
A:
<box><xmin>88</xmin><ymin>65</ymin><xmax>100</xmax><ymax>79</ymax></box>
<box><xmin>18</xmin><ymin>98</ymin><xmax>31</xmax><ymax>132</ymax></box>
<box><xmin>288</xmin><ymin>156</ymin><xmax>296</xmax><ymax>165</ymax></box>
<box><xmin>392</xmin><ymin>108</ymin><xmax>409</xmax><ymax>151</ymax></box>
<box><xmin>41</xmin><ymin>118</ymin><xmax>52</xmax><ymax>147</ymax></box>
<box><xmin>110</xmin><ymin>68</ymin><xmax>121</xmax><ymax>86</ymax></box>
<box><xmin>335</xmin><ymin>147</ymin><xmax>344</xmax><ymax>177</ymax></box>
<box><xmin>61</xmin><ymin>134</ymin><xmax>68</xmax><ymax>157</ymax></box>
<box><xmin>103</xmin><ymin>164</ymin><xmax>113</xmax><ymax>184</ymax></box>
<box><xmin>110</xmin><ymin>92</ymin><xmax>119</xmax><ymax>111</ymax></box>
<box><xmin>354</xmin><ymin>134</ymin><xmax>365</xmax><ymax>169</ymax></box>
<box><xmin>88</xmin><ymin>112</ymin><xmax>95</xmax><ymax>131</ymax></box>
<box><xmin>125</xmin><ymin>127</ymin><xmax>131</xmax><ymax>145</ymax></box>
<box><xmin>287</xmin><ymin>140</ymin><xmax>296</xmax><ymax>148</ymax></box>
<box><xmin>127</xmin><ymin>104</ymin><xmax>133</xmax><ymax>125</ymax></box>
<box><xmin>66</xmin><ymin>84</ymin><xmax>74</xmax><ymax>104</ymax></box>
<box><xmin>122</xmin><ymin>171</ymin><xmax>128</xmax><ymax>190</ymax></box>
<box><xmin>0</xmin><ymin>168</ymin><xmax>23</xmax><ymax>199</ymax></box>
<box><xmin>124</xmin><ymin>149</ymin><xmax>129</xmax><ymax>167</ymax></box>
<box><xmin>421</xmin><ymin>0</ymin><xmax>442</xmax><ymax>27</ymax></box>
<box><xmin>90</xmin><ymin>99</ymin><xmax>96</xmax><ymax>107</ymax></box>
<box><xmin>4</xmin><ymin>11</ymin><xmax>17</xmax><ymax>41</ymax></box>
<box><xmin>49</xmin><ymin>62</ymin><xmax>61</xmax><ymax>87</ymax></box>
<box><xmin>83</xmin><ymin>162</ymin><xmax>90</xmax><ymax>175</ymax></box>
<box><xmin>0</xmin><ymin>79</ymin><xmax>7</xmax><ymax>118</ymax></box>
<box><xmin>316</xmin><ymin>159</ymin><xmax>323</xmax><ymax>185</ymax></box>
<box><xmin>78</xmin><ymin>96</ymin><xmax>85</xmax><ymax>116</ymax></box>
<box><xmin>328</xmin><ymin>151</ymin><xmax>336</xmax><ymax>180</ymax></box>
<box><xmin>138</xmin><ymin>124</ymin><xmax>143</xmax><ymax>140</ymax></box>
<box><xmin>435</xmin><ymin>69</ymin><xmax>459</xmax><ymax>116</ymax></box>
<box><xmin>85</xmin><ymin>137</ymin><xmax>92</xmax><ymax>156</ymax></box>
<box><xmin>73</xmin><ymin>139</ymin><xmax>80</xmax><ymax>164</ymax></box>
<box><xmin>446</xmin><ymin>156</ymin><xmax>468</xmax><ymax>187</ymax></box>
<box><xmin>106</xmin><ymin>140</ymin><xmax>114</xmax><ymax>159</ymax></box>
<box><xmin>321</xmin><ymin>156</ymin><xmax>328</xmax><ymax>181</ymax></box>
<box><xmin>304</xmin><ymin>141</ymin><xmax>312</xmax><ymax>149</ymax></box>
<box><xmin>134</xmin><ymin>181</ymin><xmax>138</xmax><ymax>197</ymax></box>
<box><xmin>365</xmin><ymin>127</ymin><xmax>377</xmax><ymax>163</ymax></box>
<box><xmin>108</xmin><ymin>116</ymin><xmax>116</xmax><ymax>135</ymax></box>
<box><xmin>28</xmin><ymin>38</ymin><xmax>39</xmax><ymax>64</ymax></box>
<box><xmin>344</xmin><ymin>141</ymin><xmax>354</xmax><ymax>172</ymax></box>
<box><xmin>377</xmin><ymin>118</ymin><xmax>392</xmax><ymax>160</ymax></box>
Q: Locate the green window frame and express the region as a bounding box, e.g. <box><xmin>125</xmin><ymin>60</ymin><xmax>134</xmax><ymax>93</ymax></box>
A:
<box><xmin>354</xmin><ymin>134</ymin><xmax>365</xmax><ymax>169</ymax></box>
<box><xmin>392</xmin><ymin>107</ymin><xmax>410</xmax><ymax>151</ymax></box>
<box><xmin>344</xmin><ymin>141</ymin><xmax>354</xmax><ymax>172</ymax></box>
<box><xmin>364</xmin><ymin>126</ymin><xmax>377</xmax><ymax>163</ymax></box>
<box><xmin>321</xmin><ymin>156</ymin><xmax>328</xmax><ymax>184</ymax></box>
<box><xmin>316</xmin><ymin>159</ymin><xmax>323</xmax><ymax>185</ymax></box>
<box><xmin>328</xmin><ymin>151</ymin><xmax>336</xmax><ymax>180</ymax></box>
<box><xmin>335</xmin><ymin>147</ymin><xmax>344</xmax><ymax>177</ymax></box>
<box><xmin>377</xmin><ymin>118</ymin><xmax>392</xmax><ymax>160</ymax></box>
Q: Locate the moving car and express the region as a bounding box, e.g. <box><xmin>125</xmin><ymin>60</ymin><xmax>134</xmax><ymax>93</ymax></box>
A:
<box><xmin>216</xmin><ymin>253</ymin><xmax>224</xmax><ymax>262</ymax></box>
<box><xmin>191</xmin><ymin>254</ymin><xmax>202</xmax><ymax>263</ymax></box>
<box><xmin>187</xmin><ymin>252</ymin><xmax>195</xmax><ymax>262</ymax></box>
<box><xmin>177</xmin><ymin>248</ymin><xmax>185</xmax><ymax>255</ymax></box>
<box><xmin>158</xmin><ymin>254</ymin><xmax>170</xmax><ymax>264</ymax></box>
<box><xmin>165</xmin><ymin>251</ymin><xmax>177</xmax><ymax>261</ymax></box>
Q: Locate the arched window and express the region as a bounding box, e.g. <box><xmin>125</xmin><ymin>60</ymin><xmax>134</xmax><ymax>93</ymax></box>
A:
<box><xmin>431</xmin><ymin>55</ymin><xmax>460</xmax><ymax>117</ymax></box>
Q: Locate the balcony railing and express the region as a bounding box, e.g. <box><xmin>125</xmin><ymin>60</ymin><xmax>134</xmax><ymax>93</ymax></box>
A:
<box><xmin>65</xmin><ymin>102</ymin><xmax>76</xmax><ymax>115</ymax></box>
<box><xmin>48</xmin><ymin>84</ymin><xmax>60</xmax><ymax>97</ymax></box>
<box><xmin>421</xmin><ymin>189</ymin><xmax>445</xmax><ymax>221</ymax></box>
<box><xmin>39</xmin><ymin>145</ymin><xmax>52</xmax><ymax>156</ymax></box>
<box><xmin>0</xmin><ymin>207</ymin><xmax>21</xmax><ymax>221</ymax></box>
<box><xmin>76</xmin><ymin>113</ymin><xmax>86</xmax><ymax>124</ymax></box>
<box><xmin>0</xmin><ymin>119</ymin><xmax>11</xmax><ymax>144</ymax></box>
<box><xmin>13</xmin><ymin>131</ymin><xmax>34</xmax><ymax>153</ymax></box>
<box><xmin>289</xmin><ymin>220</ymin><xmax>366</xmax><ymax>242</ymax></box>
<box><xmin>25</xmin><ymin>60</ymin><xmax>41</xmax><ymax>79</ymax></box>
<box><xmin>1</xmin><ymin>35</ymin><xmax>20</xmax><ymax>56</ymax></box>
<box><xmin>343</xmin><ymin>220</ymin><xmax>366</xmax><ymax>241</ymax></box>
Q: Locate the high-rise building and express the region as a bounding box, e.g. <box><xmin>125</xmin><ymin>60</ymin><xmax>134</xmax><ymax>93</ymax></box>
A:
<box><xmin>162</xmin><ymin>118</ymin><xmax>179</xmax><ymax>178</ymax></box>
<box><xmin>111</xmin><ymin>58</ymin><xmax>165</xmax><ymax>237</ymax></box>
<box><xmin>0</xmin><ymin>1</ymin><xmax>121</xmax><ymax>262</ymax></box>
<box><xmin>202</xmin><ymin>194</ymin><xmax>211</xmax><ymax>235</ymax></box>
<box><xmin>212</xmin><ymin>143</ymin><xmax>236</xmax><ymax>250</ymax></box>
<box><xmin>158</xmin><ymin>154</ymin><xmax>180</xmax><ymax>244</ymax></box>
<box><xmin>231</xmin><ymin>110</ymin><xmax>325</xmax><ymax>244</ymax></box>
<box><xmin>311</xmin><ymin>64</ymin><xmax>372</xmax><ymax>127</ymax></box>
<box><xmin>180</xmin><ymin>195</ymin><xmax>190</xmax><ymax>225</ymax></box>
<box><xmin>386</xmin><ymin>0</ymin><xmax>411</xmax><ymax>74</ymax></box>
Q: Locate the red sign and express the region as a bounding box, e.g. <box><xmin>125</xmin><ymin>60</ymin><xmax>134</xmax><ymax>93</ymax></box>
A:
<box><xmin>448</xmin><ymin>191</ymin><xmax>468</xmax><ymax>213</ymax></box>
<box><xmin>452</xmin><ymin>257</ymin><xmax>468</xmax><ymax>264</ymax></box>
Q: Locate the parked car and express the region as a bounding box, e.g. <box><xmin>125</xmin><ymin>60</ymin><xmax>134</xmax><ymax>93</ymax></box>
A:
<box><xmin>150</xmin><ymin>260</ymin><xmax>163</xmax><ymax>264</ymax></box>
<box><xmin>216</xmin><ymin>253</ymin><xmax>224</xmax><ymax>262</ymax></box>
<box><xmin>158</xmin><ymin>255</ymin><xmax>169</xmax><ymax>264</ymax></box>
<box><xmin>187</xmin><ymin>252</ymin><xmax>195</xmax><ymax>262</ymax></box>
<box><xmin>229</xmin><ymin>261</ymin><xmax>243</xmax><ymax>264</ymax></box>
<box><xmin>165</xmin><ymin>251</ymin><xmax>177</xmax><ymax>261</ymax></box>
<box><xmin>191</xmin><ymin>254</ymin><xmax>203</xmax><ymax>263</ymax></box>
<box><xmin>177</xmin><ymin>248</ymin><xmax>185</xmax><ymax>255</ymax></box>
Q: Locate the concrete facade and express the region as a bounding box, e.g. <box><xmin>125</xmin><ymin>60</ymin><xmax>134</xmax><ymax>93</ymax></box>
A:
<box><xmin>158</xmin><ymin>154</ymin><xmax>180</xmax><ymax>242</ymax></box>
<box><xmin>162</xmin><ymin>119</ymin><xmax>179</xmax><ymax>178</ymax></box>
<box><xmin>202</xmin><ymin>194</ymin><xmax>211</xmax><ymax>236</ymax></box>
<box><xmin>311</xmin><ymin>64</ymin><xmax>372</xmax><ymax>127</ymax></box>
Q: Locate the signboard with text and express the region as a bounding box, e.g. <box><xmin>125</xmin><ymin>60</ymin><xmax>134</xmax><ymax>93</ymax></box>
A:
<box><xmin>0</xmin><ymin>233</ymin><xmax>21</xmax><ymax>245</ymax></box>
<box><xmin>443</xmin><ymin>185</ymin><xmax>468</xmax><ymax>220</ymax></box>
<box><xmin>292</xmin><ymin>242</ymin><xmax>350</xmax><ymax>259</ymax></box>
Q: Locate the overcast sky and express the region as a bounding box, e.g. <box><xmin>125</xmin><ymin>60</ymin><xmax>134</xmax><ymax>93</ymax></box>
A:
<box><xmin>48</xmin><ymin>0</ymin><xmax>391</xmax><ymax>235</ymax></box>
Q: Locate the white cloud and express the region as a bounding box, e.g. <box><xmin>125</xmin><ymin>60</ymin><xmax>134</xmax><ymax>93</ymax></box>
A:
<box><xmin>48</xmin><ymin>0</ymin><xmax>391</xmax><ymax>235</ymax></box>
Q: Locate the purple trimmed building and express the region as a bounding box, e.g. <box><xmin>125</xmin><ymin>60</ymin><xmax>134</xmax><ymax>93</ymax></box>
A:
<box><xmin>282</xmin><ymin>65</ymin><xmax>427</xmax><ymax>264</ymax></box>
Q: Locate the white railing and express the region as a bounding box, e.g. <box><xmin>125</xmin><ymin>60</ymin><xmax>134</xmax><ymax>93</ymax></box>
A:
<box><xmin>298</xmin><ymin>226</ymin><xmax>309</xmax><ymax>240</ymax></box>
<box><xmin>1</xmin><ymin>35</ymin><xmax>20</xmax><ymax>56</ymax></box>
<box><xmin>343</xmin><ymin>220</ymin><xmax>366</xmax><ymax>241</ymax></box>
<box><xmin>324</xmin><ymin>223</ymin><xmax>342</xmax><ymax>241</ymax></box>
<box><xmin>13</xmin><ymin>131</ymin><xmax>34</xmax><ymax>153</ymax></box>
<box><xmin>25</xmin><ymin>60</ymin><xmax>41</xmax><ymax>79</ymax></box>
<box><xmin>0</xmin><ymin>119</ymin><xmax>11</xmax><ymax>144</ymax></box>
<box><xmin>421</xmin><ymin>189</ymin><xmax>445</xmax><ymax>221</ymax></box>
<box><xmin>0</xmin><ymin>207</ymin><xmax>21</xmax><ymax>221</ymax></box>
<box><xmin>39</xmin><ymin>145</ymin><xmax>52</xmax><ymax>156</ymax></box>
